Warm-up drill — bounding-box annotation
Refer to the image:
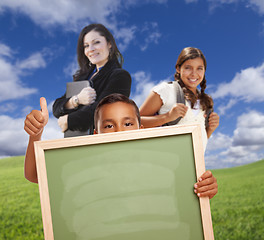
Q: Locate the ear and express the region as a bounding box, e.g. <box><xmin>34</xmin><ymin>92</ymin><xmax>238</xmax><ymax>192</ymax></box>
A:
<box><xmin>108</xmin><ymin>42</ymin><xmax>112</xmax><ymax>50</ymax></box>
<box><xmin>176</xmin><ymin>66</ymin><xmax>180</xmax><ymax>73</ymax></box>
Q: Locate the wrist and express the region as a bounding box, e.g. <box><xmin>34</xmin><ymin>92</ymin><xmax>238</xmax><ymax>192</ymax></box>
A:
<box><xmin>165</xmin><ymin>112</ymin><xmax>173</xmax><ymax>122</ymax></box>
<box><xmin>29</xmin><ymin>129</ymin><xmax>43</xmax><ymax>141</ymax></box>
<box><xmin>71</xmin><ymin>95</ymin><xmax>79</xmax><ymax>108</ymax></box>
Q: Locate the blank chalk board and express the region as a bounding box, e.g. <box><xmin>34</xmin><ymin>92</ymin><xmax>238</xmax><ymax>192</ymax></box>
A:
<box><xmin>34</xmin><ymin>124</ymin><xmax>214</xmax><ymax>240</ymax></box>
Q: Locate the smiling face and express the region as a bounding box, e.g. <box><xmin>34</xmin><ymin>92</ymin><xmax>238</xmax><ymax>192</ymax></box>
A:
<box><xmin>177</xmin><ymin>57</ymin><xmax>205</xmax><ymax>94</ymax></box>
<box><xmin>96</xmin><ymin>102</ymin><xmax>141</xmax><ymax>134</ymax></box>
<box><xmin>83</xmin><ymin>30</ymin><xmax>111</xmax><ymax>69</ymax></box>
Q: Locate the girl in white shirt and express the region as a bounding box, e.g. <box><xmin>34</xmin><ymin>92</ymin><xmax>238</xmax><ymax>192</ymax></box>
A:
<box><xmin>140</xmin><ymin>47</ymin><xmax>219</xmax><ymax>151</ymax></box>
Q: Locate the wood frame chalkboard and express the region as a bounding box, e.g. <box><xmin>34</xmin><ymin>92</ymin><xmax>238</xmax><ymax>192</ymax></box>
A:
<box><xmin>34</xmin><ymin>124</ymin><xmax>214</xmax><ymax>240</ymax></box>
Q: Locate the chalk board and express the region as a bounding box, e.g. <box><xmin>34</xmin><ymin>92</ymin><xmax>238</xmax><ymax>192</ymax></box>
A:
<box><xmin>34</xmin><ymin>124</ymin><xmax>214</xmax><ymax>240</ymax></box>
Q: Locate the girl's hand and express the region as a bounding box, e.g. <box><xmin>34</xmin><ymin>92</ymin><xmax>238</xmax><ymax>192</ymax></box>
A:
<box><xmin>167</xmin><ymin>103</ymin><xmax>188</xmax><ymax>122</ymax></box>
<box><xmin>194</xmin><ymin>170</ymin><xmax>218</xmax><ymax>199</ymax></box>
<box><xmin>24</xmin><ymin>97</ymin><xmax>49</xmax><ymax>139</ymax></box>
<box><xmin>207</xmin><ymin>112</ymin><xmax>219</xmax><ymax>132</ymax></box>
<box><xmin>77</xmin><ymin>87</ymin><xmax>96</xmax><ymax>105</ymax></box>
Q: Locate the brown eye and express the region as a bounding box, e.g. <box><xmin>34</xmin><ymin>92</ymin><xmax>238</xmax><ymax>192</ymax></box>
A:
<box><xmin>104</xmin><ymin>124</ymin><xmax>114</xmax><ymax>129</ymax></box>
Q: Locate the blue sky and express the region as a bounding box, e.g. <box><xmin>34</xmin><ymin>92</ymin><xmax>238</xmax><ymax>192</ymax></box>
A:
<box><xmin>0</xmin><ymin>0</ymin><xmax>264</xmax><ymax>169</ymax></box>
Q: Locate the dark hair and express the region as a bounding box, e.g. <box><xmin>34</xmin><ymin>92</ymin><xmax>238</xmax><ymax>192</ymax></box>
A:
<box><xmin>73</xmin><ymin>23</ymin><xmax>123</xmax><ymax>81</ymax></box>
<box><xmin>94</xmin><ymin>93</ymin><xmax>141</xmax><ymax>130</ymax></box>
<box><xmin>174</xmin><ymin>47</ymin><xmax>213</xmax><ymax>111</ymax></box>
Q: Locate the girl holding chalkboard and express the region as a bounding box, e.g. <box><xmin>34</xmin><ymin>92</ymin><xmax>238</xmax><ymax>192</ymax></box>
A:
<box><xmin>139</xmin><ymin>47</ymin><xmax>219</xmax><ymax>151</ymax></box>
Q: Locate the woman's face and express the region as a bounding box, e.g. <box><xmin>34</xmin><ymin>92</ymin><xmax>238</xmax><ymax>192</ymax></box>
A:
<box><xmin>177</xmin><ymin>57</ymin><xmax>205</xmax><ymax>94</ymax></box>
<box><xmin>83</xmin><ymin>30</ymin><xmax>111</xmax><ymax>69</ymax></box>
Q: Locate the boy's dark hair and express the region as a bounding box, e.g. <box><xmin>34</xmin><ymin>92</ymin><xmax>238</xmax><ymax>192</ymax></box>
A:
<box><xmin>94</xmin><ymin>93</ymin><xmax>141</xmax><ymax>130</ymax></box>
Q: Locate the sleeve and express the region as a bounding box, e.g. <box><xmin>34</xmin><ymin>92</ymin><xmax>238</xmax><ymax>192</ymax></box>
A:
<box><xmin>52</xmin><ymin>94</ymin><xmax>76</xmax><ymax>118</ymax></box>
<box><xmin>152</xmin><ymin>82</ymin><xmax>170</xmax><ymax>106</ymax></box>
<box><xmin>67</xmin><ymin>70</ymin><xmax>132</xmax><ymax>131</ymax></box>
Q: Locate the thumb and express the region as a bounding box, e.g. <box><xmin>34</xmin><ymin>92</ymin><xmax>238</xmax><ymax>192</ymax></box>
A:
<box><xmin>40</xmin><ymin>97</ymin><xmax>49</xmax><ymax>125</ymax></box>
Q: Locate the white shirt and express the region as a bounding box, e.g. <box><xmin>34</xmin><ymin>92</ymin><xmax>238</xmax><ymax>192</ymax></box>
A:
<box><xmin>152</xmin><ymin>81</ymin><xmax>208</xmax><ymax>151</ymax></box>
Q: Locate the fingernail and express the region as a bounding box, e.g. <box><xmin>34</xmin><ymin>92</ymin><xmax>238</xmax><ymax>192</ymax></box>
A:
<box><xmin>199</xmin><ymin>178</ymin><xmax>202</xmax><ymax>182</ymax></box>
<box><xmin>194</xmin><ymin>189</ymin><xmax>197</xmax><ymax>193</ymax></box>
<box><xmin>194</xmin><ymin>184</ymin><xmax>198</xmax><ymax>188</ymax></box>
<box><xmin>197</xmin><ymin>193</ymin><xmax>200</xmax><ymax>197</ymax></box>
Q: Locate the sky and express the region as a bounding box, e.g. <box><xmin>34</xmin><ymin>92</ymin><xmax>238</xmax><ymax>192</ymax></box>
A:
<box><xmin>0</xmin><ymin>0</ymin><xmax>264</xmax><ymax>169</ymax></box>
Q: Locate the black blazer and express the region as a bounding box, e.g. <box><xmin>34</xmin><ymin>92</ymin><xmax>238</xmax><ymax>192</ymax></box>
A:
<box><xmin>53</xmin><ymin>59</ymin><xmax>132</xmax><ymax>134</ymax></box>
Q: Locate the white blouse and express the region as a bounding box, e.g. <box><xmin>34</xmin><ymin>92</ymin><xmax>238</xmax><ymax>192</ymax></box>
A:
<box><xmin>152</xmin><ymin>81</ymin><xmax>208</xmax><ymax>151</ymax></box>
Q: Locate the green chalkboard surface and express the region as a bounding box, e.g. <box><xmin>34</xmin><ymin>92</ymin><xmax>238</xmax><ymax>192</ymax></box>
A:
<box><xmin>35</xmin><ymin>124</ymin><xmax>214</xmax><ymax>240</ymax></box>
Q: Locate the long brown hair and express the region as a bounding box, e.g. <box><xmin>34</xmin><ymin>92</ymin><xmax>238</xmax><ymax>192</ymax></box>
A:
<box><xmin>73</xmin><ymin>23</ymin><xmax>123</xmax><ymax>81</ymax></box>
<box><xmin>174</xmin><ymin>47</ymin><xmax>213</xmax><ymax>111</ymax></box>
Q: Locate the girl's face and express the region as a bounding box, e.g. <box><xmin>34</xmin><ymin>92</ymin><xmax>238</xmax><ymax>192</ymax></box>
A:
<box><xmin>83</xmin><ymin>30</ymin><xmax>111</xmax><ymax>69</ymax></box>
<box><xmin>177</xmin><ymin>57</ymin><xmax>205</xmax><ymax>94</ymax></box>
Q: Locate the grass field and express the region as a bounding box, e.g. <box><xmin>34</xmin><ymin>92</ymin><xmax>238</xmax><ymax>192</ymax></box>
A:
<box><xmin>210</xmin><ymin>160</ymin><xmax>264</xmax><ymax>240</ymax></box>
<box><xmin>0</xmin><ymin>156</ymin><xmax>263</xmax><ymax>239</ymax></box>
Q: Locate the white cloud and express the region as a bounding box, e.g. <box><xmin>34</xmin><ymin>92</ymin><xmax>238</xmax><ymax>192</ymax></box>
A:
<box><xmin>42</xmin><ymin>117</ymin><xmax>64</xmax><ymax>140</ymax></box>
<box><xmin>207</xmin><ymin>0</ymin><xmax>238</xmax><ymax>3</ymax></box>
<box><xmin>0</xmin><ymin>115</ymin><xmax>27</xmax><ymax>157</ymax></box>
<box><xmin>0</xmin><ymin>58</ymin><xmax>37</xmax><ymax>102</ymax></box>
<box><xmin>187</xmin><ymin>0</ymin><xmax>264</xmax><ymax>15</ymax></box>
<box><xmin>0</xmin><ymin>103</ymin><xmax>17</xmax><ymax>113</ymax></box>
<box><xmin>0</xmin><ymin>43</ymin><xmax>12</xmax><ymax>57</ymax></box>
<box><xmin>113</xmin><ymin>26</ymin><xmax>137</xmax><ymax>52</ymax></box>
<box><xmin>47</xmin><ymin>100</ymin><xmax>55</xmax><ymax>114</ymax></box>
<box><xmin>217</xmin><ymin>98</ymin><xmax>237</xmax><ymax>115</ymax></box>
<box><xmin>0</xmin><ymin>43</ymin><xmax>49</xmax><ymax>102</ymax></box>
<box><xmin>0</xmin><ymin>0</ymin><xmax>133</xmax><ymax>53</ymax></box>
<box><xmin>130</xmin><ymin>71</ymin><xmax>170</xmax><ymax>107</ymax></box>
<box><xmin>207</xmin><ymin>0</ymin><xmax>239</xmax><ymax>12</ymax></box>
<box><xmin>139</xmin><ymin>22</ymin><xmax>161</xmax><ymax>51</ymax></box>
<box><xmin>0</xmin><ymin>0</ymin><xmax>120</xmax><ymax>30</ymax></box>
<box><xmin>21</xmin><ymin>105</ymin><xmax>33</xmax><ymax>117</ymax></box>
<box><xmin>207</xmin><ymin>0</ymin><xmax>264</xmax><ymax>15</ymax></box>
<box><xmin>212</xmin><ymin>62</ymin><xmax>264</xmax><ymax>102</ymax></box>
<box><xmin>130</xmin><ymin>71</ymin><xmax>155</xmax><ymax>106</ymax></box>
<box><xmin>63</xmin><ymin>56</ymin><xmax>79</xmax><ymax>77</ymax></box>
<box><xmin>236</xmin><ymin>110</ymin><xmax>264</xmax><ymax>128</ymax></box>
<box><xmin>219</xmin><ymin>145</ymin><xmax>263</xmax><ymax>165</ymax></box>
<box><xmin>118</xmin><ymin>0</ymin><xmax>168</xmax><ymax>7</ymax></box>
<box><xmin>206</xmin><ymin>132</ymin><xmax>233</xmax><ymax>151</ymax></box>
<box><xmin>233</xmin><ymin>110</ymin><xmax>264</xmax><ymax>146</ymax></box>
<box><xmin>206</xmin><ymin>143</ymin><xmax>264</xmax><ymax>169</ymax></box>
<box><xmin>185</xmin><ymin>0</ymin><xmax>198</xmax><ymax>3</ymax></box>
<box><xmin>16</xmin><ymin>52</ymin><xmax>46</xmax><ymax>70</ymax></box>
<box><xmin>246</xmin><ymin>0</ymin><xmax>264</xmax><ymax>15</ymax></box>
<box><xmin>0</xmin><ymin>114</ymin><xmax>62</xmax><ymax>158</ymax></box>
<box><xmin>205</xmin><ymin>110</ymin><xmax>264</xmax><ymax>169</ymax></box>
<box><xmin>0</xmin><ymin>1</ymin><xmax>166</xmax><ymax>52</ymax></box>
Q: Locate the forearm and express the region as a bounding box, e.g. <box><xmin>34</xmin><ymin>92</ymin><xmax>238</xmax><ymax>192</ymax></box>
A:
<box><xmin>206</xmin><ymin>128</ymin><xmax>214</xmax><ymax>139</ymax></box>
<box><xmin>140</xmin><ymin>113</ymin><xmax>170</xmax><ymax>128</ymax></box>
<box><xmin>24</xmin><ymin>135</ymin><xmax>41</xmax><ymax>183</ymax></box>
<box><xmin>53</xmin><ymin>94</ymin><xmax>73</xmax><ymax>118</ymax></box>
<box><xmin>64</xmin><ymin>96</ymin><xmax>76</xmax><ymax>110</ymax></box>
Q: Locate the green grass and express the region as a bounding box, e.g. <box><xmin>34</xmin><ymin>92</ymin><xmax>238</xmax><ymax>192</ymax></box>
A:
<box><xmin>0</xmin><ymin>156</ymin><xmax>263</xmax><ymax>239</ymax></box>
<box><xmin>0</xmin><ymin>156</ymin><xmax>43</xmax><ymax>240</ymax></box>
<box><xmin>210</xmin><ymin>160</ymin><xmax>264</xmax><ymax>240</ymax></box>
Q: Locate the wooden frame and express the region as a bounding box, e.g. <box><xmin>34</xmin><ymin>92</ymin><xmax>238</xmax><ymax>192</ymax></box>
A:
<box><xmin>34</xmin><ymin>124</ymin><xmax>214</xmax><ymax>240</ymax></box>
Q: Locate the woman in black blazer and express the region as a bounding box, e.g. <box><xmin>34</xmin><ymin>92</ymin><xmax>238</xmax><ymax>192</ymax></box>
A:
<box><xmin>53</xmin><ymin>23</ymin><xmax>131</xmax><ymax>136</ymax></box>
